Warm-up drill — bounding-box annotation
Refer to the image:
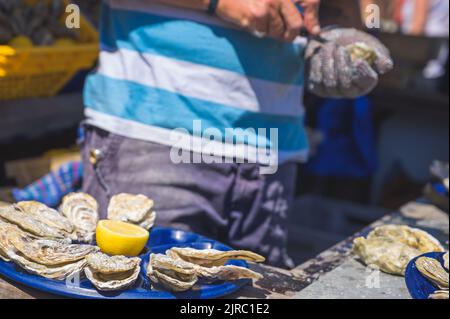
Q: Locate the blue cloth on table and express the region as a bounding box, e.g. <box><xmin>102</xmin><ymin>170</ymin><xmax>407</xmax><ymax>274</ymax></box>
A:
<box><xmin>12</xmin><ymin>161</ymin><xmax>83</xmax><ymax>208</ymax></box>
<box><xmin>305</xmin><ymin>97</ymin><xmax>377</xmax><ymax>178</ymax></box>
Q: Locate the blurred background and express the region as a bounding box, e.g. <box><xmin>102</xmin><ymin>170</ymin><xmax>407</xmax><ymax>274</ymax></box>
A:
<box><xmin>0</xmin><ymin>0</ymin><xmax>448</xmax><ymax>265</ymax></box>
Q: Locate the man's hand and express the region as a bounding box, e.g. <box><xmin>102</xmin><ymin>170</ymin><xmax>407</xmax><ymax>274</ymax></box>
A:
<box><xmin>216</xmin><ymin>0</ymin><xmax>321</xmax><ymax>42</ymax></box>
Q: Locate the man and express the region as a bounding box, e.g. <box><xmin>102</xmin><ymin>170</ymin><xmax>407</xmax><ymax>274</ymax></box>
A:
<box><xmin>83</xmin><ymin>0</ymin><xmax>391</xmax><ymax>268</ymax></box>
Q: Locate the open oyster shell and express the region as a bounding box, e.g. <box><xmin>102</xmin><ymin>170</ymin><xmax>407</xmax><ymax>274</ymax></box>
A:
<box><xmin>9</xmin><ymin>231</ymin><xmax>99</xmax><ymax>266</ymax></box>
<box><xmin>60</xmin><ymin>193</ymin><xmax>99</xmax><ymax>243</ymax></box>
<box><xmin>353</xmin><ymin>237</ymin><xmax>421</xmax><ymax>276</ymax></box>
<box><xmin>416</xmin><ymin>257</ymin><xmax>449</xmax><ymax>290</ymax></box>
<box><xmin>84</xmin><ymin>252</ymin><xmax>141</xmax><ymax>291</ymax></box>
<box><xmin>367</xmin><ymin>225</ymin><xmax>444</xmax><ymax>253</ymax></box>
<box><xmin>147</xmin><ymin>253</ymin><xmax>198</xmax><ymax>292</ymax></box>
<box><xmin>108</xmin><ymin>193</ymin><xmax>156</xmax><ymax>230</ymax></box>
<box><xmin>166</xmin><ymin>248</ymin><xmax>266</xmax><ymax>267</ymax></box>
<box><xmin>16</xmin><ymin>201</ymin><xmax>73</xmax><ymax>234</ymax></box>
<box><xmin>6</xmin><ymin>249</ymin><xmax>87</xmax><ymax>280</ymax></box>
<box><xmin>0</xmin><ymin>205</ymin><xmax>68</xmax><ymax>240</ymax></box>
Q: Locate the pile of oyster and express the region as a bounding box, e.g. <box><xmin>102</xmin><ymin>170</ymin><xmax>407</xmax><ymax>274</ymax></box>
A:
<box><xmin>107</xmin><ymin>193</ymin><xmax>156</xmax><ymax>230</ymax></box>
<box><xmin>416</xmin><ymin>252</ymin><xmax>449</xmax><ymax>300</ymax></box>
<box><xmin>0</xmin><ymin>0</ymin><xmax>79</xmax><ymax>46</ymax></box>
<box><xmin>0</xmin><ymin>192</ymin><xmax>100</xmax><ymax>280</ymax></box>
<box><xmin>353</xmin><ymin>225</ymin><xmax>445</xmax><ymax>276</ymax></box>
<box><xmin>147</xmin><ymin>247</ymin><xmax>265</xmax><ymax>292</ymax></box>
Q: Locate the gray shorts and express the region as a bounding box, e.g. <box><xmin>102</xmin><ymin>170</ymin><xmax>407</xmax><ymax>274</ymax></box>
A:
<box><xmin>82</xmin><ymin>125</ymin><xmax>296</xmax><ymax>268</ymax></box>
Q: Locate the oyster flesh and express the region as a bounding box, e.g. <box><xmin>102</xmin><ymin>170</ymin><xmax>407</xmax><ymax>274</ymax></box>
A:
<box><xmin>416</xmin><ymin>257</ymin><xmax>449</xmax><ymax>290</ymax></box>
<box><xmin>8</xmin><ymin>231</ymin><xmax>99</xmax><ymax>266</ymax></box>
<box><xmin>6</xmin><ymin>249</ymin><xmax>87</xmax><ymax>280</ymax></box>
<box><xmin>84</xmin><ymin>252</ymin><xmax>141</xmax><ymax>291</ymax></box>
<box><xmin>147</xmin><ymin>253</ymin><xmax>198</xmax><ymax>292</ymax></box>
<box><xmin>166</xmin><ymin>248</ymin><xmax>266</xmax><ymax>267</ymax></box>
<box><xmin>60</xmin><ymin>193</ymin><xmax>99</xmax><ymax>243</ymax></box>
<box><xmin>353</xmin><ymin>237</ymin><xmax>421</xmax><ymax>275</ymax></box>
<box><xmin>367</xmin><ymin>225</ymin><xmax>444</xmax><ymax>253</ymax></box>
<box><xmin>108</xmin><ymin>193</ymin><xmax>156</xmax><ymax>230</ymax></box>
<box><xmin>0</xmin><ymin>204</ymin><xmax>67</xmax><ymax>239</ymax></box>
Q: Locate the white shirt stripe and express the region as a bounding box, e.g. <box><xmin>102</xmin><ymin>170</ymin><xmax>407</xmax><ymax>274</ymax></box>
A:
<box><xmin>98</xmin><ymin>49</ymin><xmax>305</xmax><ymax>117</ymax></box>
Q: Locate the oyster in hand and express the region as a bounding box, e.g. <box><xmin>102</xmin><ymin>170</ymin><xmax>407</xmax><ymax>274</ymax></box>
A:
<box><xmin>60</xmin><ymin>193</ymin><xmax>99</xmax><ymax>243</ymax></box>
<box><xmin>108</xmin><ymin>193</ymin><xmax>156</xmax><ymax>230</ymax></box>
<box><xmin>416</xmin><ymin>257</ymin><xmax>449</xmax><ymax>290</ymax></box>
<box><xmin>166</xmin><ymin>248</ymin><xmax>266</xmax><ymax>267</ymax></box>
<box><xmin>9</xmin><ymin>231</ymin><xmax>98</xmax><ymax>266</ymax></box>
<box><xmin>367</xmin><ymin>225</ymin><xmax>444</xmax><ymax>253</ymax></box>
<box><xmin>147</xmin><ymin>253</ymin><xmax>198</xmax><ymax>292</ymax></box>
<box><xmin>84</xmin><ymin>252</ymin><xmax>141</xmax><ymax>291</ymax></box>
<box><xmin>353</xmin><ymin>237</ymin><xmax>421</xmax><ymax>275</ymax></box>
<box><xmin>0</xmin><ymin>205</ymin><xmax>67</xmax><ymax>240</ymax></box>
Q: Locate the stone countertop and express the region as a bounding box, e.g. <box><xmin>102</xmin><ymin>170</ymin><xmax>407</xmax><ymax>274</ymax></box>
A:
<box><xmin>1</xmin><ymin>202</ymin><xmax>448</xmax><ymax>299</ymax></box>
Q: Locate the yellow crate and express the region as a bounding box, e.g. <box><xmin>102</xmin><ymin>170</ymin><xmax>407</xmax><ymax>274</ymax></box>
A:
<box><xmin>0</xmin><ymin>1</ymin><xmax>99</xmax><ymax>101</ymax></box>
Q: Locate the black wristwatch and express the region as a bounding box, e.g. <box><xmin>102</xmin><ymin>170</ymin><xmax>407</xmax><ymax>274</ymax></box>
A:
<box><xmin>207</xmin><ymin>0</ymin><xmax>219</xmax><ymax>15</ymax></box>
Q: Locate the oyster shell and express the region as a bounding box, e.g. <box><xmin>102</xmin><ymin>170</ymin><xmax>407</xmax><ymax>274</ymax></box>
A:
<box><xmin>108</xmin><ymin>193</ymin><xmax>156</xmax><ymax>230</ymax></box>
<box><xmin>166</xmin><ymin>248</ymin><xmax>266</xmax><ymax>267</ymax></box>
<box><xmin>196</xmin><ymin>265</ymin><xmax>263</xmax><ymax>282</ymax></box>
<box><xmin>84</xmin><ymin>252</ymin><xmax>141</xmax><ymax>291</ymax></box>
<box><xmin>6</xmin><ymin>249</ymin><xmax>87</xmax><ymax>280</ymax></box>
<box><xmin>60</xmin><ymin>193</ymin><xmax>99</xmax><ymax>243</ymax></box>
<box><xmin>367</xmin><ymin>225</ymin><xmax>444</xmax><ymax>253</ymax></box>
<box><xmin>416</xmin><ymin>257</ymin><xmax>449</xmax><ymax>290</ymax></box>
<box><xmin>0</xmin><ymin>205</ymin><xmax>67</xmax><ymax>240</ymax></box>
<box><xmin>429</xmin><ymin>290</ymin><xmax>449</xmax><ymax>300</ymax></box>
<box><xmin>353</xmin><ymin>237</ymin><xmax>421</xmax><ymax>275</ymax></box>
<box><xmin>16</xmin><ymin>201</ymin><xmax>73</xmax><ymax>234</ymax></box>
<box><xmin>147</xmin><ymin>253</ymin><xmax>198</xmax><ymax>292</ymax></box>
<box><xmin>9</xmin><ymin>231</ymin><xmax>99</xmax><ymax>266</ymax></box>
<box><xmin>444</xmin><ymin>252</ymin><xmax>449</xmax><ymax>271</ymax></box>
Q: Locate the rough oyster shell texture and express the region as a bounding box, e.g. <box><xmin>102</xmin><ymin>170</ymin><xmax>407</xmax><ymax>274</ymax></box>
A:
<box><xmin>9</xmin><ymin>231</ymin><xmax>98</xmax><ymax>266</ymax></box>
<box><xmin>429</xmin><ymin>290</ymin><xmax>449</xmax><ymax>300</ymax></box>
<box><xmin>367</xmin><ymin>225</ymin><xmax>445</xmax><ymax>253</ymax></box>
<box><xmin>147</xmin><ymin>253</ymin><xmax>198</xmax><ymax>292</ymax></box>
<box><xmin>108</xmin><ymin>193</ymin><xmax>156</xmax><ymax>230</ymax></box>
<box><xmin>352</xmin><ymin>225</ymin><xmax>445</xmax><ymax>276</ymax></box>
<box><xmin>147</xmin><ymin>248</ymin><xmax>265</xmax><ymax>292</ymax></box>
<box><xmin>416</xmin><ymin>257</ymin><xmax>449</xmax><ymax>290</ymax></box>
<box><xmin>166</xmin><ymin>248</ymin><xmax>266</xmax><ymax>267</ymax></box>
<box><xmin>84</xmin><ymin>252</ymin><xmax>141</xmax><ymax>291</ymax></box>
<box><xmin>60</xmin><ymin>193</ymin><xmax>99</xmax><ymax>243</ymax></box>
<box><xmin>16</xmin><ymin>201</ymin><xmax>73</xmax><ymax>234</ymax></box>
<box><xmin>0</xmin><ymin>204</ymin><xmax>68</xmax><ymax>240</ymax></box>
<box><xmin>444</xmin><ymin>252</ymin><xmax>449</xmax><ymax>271</ymax></box>
<box><xmin>353</xmin><ymin>237</ymin><xmax>421</xmax><ymax>276</ymax></box>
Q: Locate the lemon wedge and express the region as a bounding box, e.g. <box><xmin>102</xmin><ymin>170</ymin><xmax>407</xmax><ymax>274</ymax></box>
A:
<box><xmin>96</xmin><ymin>220</ymin><xmax>149</xmax><ymax>257</ymax></box>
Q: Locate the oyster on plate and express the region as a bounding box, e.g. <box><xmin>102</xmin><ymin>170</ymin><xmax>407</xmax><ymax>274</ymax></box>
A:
<box><xmin>444</xmin><ymin>252</ymin><xmax>449</xmax><ymax>271</ymax></box>
<box><xmin>367</xmin><ymin>225</ymin><xmax>444</xmax><ymax>253</ymax></box>
<box><xmin>107</xmin><ymin>193</ymin><xmax>156</xmax><ymax>230</ymax></box>
<box><xmin>60</xmin><ymin>193</ymin><xmax>99</xmax><ymax>243</ymax></box>
<box><xmin>416</xmin><ymin>257</ymin><xmax>449</xmax><ymax>290</ymax></box>
<box><xmin>195</xmin><ymin>264</ymin><xmax>263</xmax><ymax>282</ymax></box>
<box><xmin>166</xmin><ymin>248</ymin><xmax>266</xmax><ymax>267</ymax></box>
<box><xmin>16</xmin><ymin>201</ymin><xmax>73</xmax><ymax>234</ymax></box>
<box><xmin>84</xmin><ymin>252</ymin><xmax>141</xmax><ymax>291</ymax></box>
<box><xmin>8</xmin><ymin>230</ymin><xmax>99</xmax><ymax>266</ymax></box>
<box><xmin>147</xmin><ymin>253</ymin><xmax>198</xmax><ymax>292</ymax></box>
<box><xmin>0</xmin><ymin>219</ymin><xmax>22</xmax><ymax>262</ymax></box>
<box><xmin>429</xmin><ymin>290</ymin><xmax>449</xmax><ymax>300</ymax></box>
<box><xmin>6</xmin><ymin>249</ymin><xmax>87</xmax><ymax>280</ymax></box>
<box><xmin>0</xmin><ymin>204</ymin><xmax>67</xmax><ymax>240</ymax></box>
<box><xmin>353</xmin><ymin>237</ymin><xmax>421</xmax><ymax>276</ymax></box>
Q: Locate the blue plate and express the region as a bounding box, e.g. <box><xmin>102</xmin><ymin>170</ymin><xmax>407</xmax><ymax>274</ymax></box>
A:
<box><xmin>0</xmin><ymin>227</ymin><xmax>251</xmax><ymax>299</ymax></box>
<box><xmin>405</xmin><ymin>252</ymin><xmax>447</xmax><ymax>299</ymax></box>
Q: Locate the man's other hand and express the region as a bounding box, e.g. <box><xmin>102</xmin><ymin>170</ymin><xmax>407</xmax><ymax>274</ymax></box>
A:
<box><xmin>216</xmin><ymin>0</ymin><xmax>321</xmax><ymax>42</ymax></box>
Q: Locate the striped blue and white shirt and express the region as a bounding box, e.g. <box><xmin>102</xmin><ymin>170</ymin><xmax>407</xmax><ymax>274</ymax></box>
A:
<box><xmin>84</xmin><ymin>0</ymin><xmax>309</xmax><ymax>165</ymax></box>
